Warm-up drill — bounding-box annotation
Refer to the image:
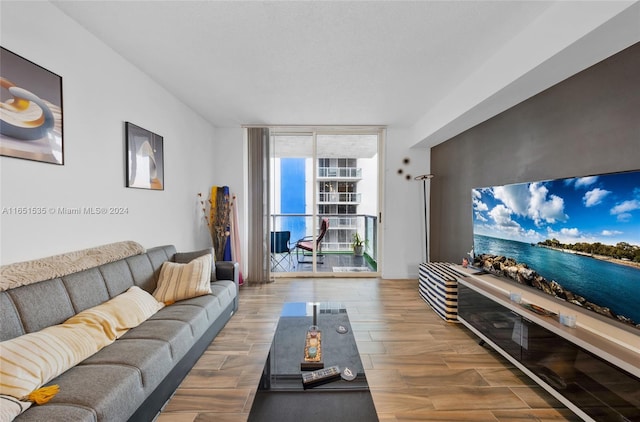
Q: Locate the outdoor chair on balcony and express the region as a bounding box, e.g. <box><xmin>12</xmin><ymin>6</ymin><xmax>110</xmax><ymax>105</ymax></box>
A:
<box><xmin>294</xmin><ymin>218</ymin><xmax>329</xmax><ymax>264</ymax></box>
<box><xmin>270</xmin><ymin>231</ymin><xmax>293</xmax><ymax>271</ymax></box>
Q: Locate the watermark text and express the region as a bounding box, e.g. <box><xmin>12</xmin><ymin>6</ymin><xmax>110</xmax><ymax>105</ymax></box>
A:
<box><xmin>1</xmin><ymin>206</ymin><xmax>129</xmax><ymax>216</ymax></box>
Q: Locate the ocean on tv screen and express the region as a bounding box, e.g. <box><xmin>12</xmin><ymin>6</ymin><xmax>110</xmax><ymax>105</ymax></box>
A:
<box><xmin>472</xmin><ymin>170</ymin><xmax>640</xmax><ymax>329</ymax></box>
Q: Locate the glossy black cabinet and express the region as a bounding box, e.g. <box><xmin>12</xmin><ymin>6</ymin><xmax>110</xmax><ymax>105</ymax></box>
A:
<box><xmin>458</xmin><ymin>283</ymin><xmax>640</xmax><ymax>422</ymax></box>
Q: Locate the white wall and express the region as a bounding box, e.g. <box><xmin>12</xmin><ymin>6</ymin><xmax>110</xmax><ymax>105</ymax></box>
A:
<box><xmin>382</xmin><ymin>127</ymin><xmax>429</xmax><ymax>279</ymax></box>
<box><xmin>0</xmin><ymin>2</ymin><xmax>217</xmax><ymax>264</ymax></box>
<box><xmin>209</xmin><ymin>127</ymin><xmax>246</xmax><ymax>272</ymax></box>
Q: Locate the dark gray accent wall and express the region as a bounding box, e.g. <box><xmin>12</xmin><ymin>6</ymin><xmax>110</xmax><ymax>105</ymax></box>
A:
<box><xmin>431</xmin><ymin>42</ymin><xmax>640</xmax><ymax>263</ymax></box>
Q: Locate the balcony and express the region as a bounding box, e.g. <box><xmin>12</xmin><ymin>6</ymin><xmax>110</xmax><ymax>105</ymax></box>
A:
<box><xmin>270</xmin><ymin>213</ymin><xmax>377</xmax><ymax>273</ymax></box>
<box><xmin>317</xmin><ymin>192</ymin><xmax>361</xmax><ymax>204</ymax></box>
<box><xmin>317</xmin><ymin>167</ymin><xmax>362</xmax><ymax>179</ymax></box>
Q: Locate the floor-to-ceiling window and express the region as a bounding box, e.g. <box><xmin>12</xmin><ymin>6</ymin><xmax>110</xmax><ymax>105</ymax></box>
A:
<box><xmin>269</xmin><ymin>127</ymin><xmax>382</xmax><ymax>277</ymax></box>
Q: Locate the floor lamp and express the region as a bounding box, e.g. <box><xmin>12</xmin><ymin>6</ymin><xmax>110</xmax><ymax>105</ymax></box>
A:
<box><xmin>414</xmin><ymin>174</ymin><xmax>434</xmax><ymax>262</ymax></box>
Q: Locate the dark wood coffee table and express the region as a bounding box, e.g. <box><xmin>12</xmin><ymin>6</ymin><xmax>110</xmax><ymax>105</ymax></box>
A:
<box><xmin>248</xmin><ymin>302</ymin><xmax>378</xmax><ymax>422</ymax></box>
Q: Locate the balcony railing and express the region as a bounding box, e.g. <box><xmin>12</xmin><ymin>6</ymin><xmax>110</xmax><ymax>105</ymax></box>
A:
<box><xmin>317</xmin><ymin>167</ymin><xmax>362</xmax><ymax>179</ymax></box>
<box><xmin>270</xmin><ymin>213</ymin><xmax>377</xmax><ymax>261</ymax></box>
<box><xmin>326</xmin><ymin>216</ymin><xmax>358</xmax><ymax>229</ymax></box>
<box><xmin>317</xmin><ymin>192</ymin><xmax>361</xmax><ymax>203</ymax></box>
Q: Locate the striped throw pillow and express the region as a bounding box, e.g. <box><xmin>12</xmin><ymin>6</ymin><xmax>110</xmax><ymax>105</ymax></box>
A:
<box><xmin>0</xmin><ymin>286</ymin><xmax>163</xmax><ymax>402</ymax></box>
<box><xmin>0</xmin><ymin>395</ymin><xmax>32</xmax><ymax>421</ymax></box>
<box><xmin>153</xmin><ymin>254</ymin><xmax>212</xmax><ymax>305</ymax></box>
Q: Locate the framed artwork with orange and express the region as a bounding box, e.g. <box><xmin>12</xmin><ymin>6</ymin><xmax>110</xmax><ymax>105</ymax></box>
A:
<box><xmin>1</xmin><ymin>47</ymin><xmax>64</xmax><ymax>165</ymax></box>
<box><xmin>125</xmin><ymin>122</ymin><xmax>164</xmax><ymax>190</ymax></box>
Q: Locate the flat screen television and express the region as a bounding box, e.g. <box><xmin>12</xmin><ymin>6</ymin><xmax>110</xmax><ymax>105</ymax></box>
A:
<box><xmin>471</xmin><ymin>170</ymin><xmax>640</xmax><ymax>331</ymax></box>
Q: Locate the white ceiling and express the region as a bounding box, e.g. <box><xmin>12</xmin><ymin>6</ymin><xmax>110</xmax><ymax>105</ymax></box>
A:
<box><xmin>51</xmin><ymin>1</ymin><xmax>640</xmax><ymax>148</ymax></box>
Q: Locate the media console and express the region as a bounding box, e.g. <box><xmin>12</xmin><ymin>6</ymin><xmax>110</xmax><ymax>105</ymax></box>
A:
<box><xmin>454</xmin><ymin>268</ymin><xmax>639</xmax><ymax>422</ymax></box>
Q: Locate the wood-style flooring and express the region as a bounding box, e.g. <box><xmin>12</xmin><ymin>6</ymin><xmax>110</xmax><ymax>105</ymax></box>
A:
<box><xmin>157</xmin><ymin>278</ymin><xmax>580</xmax><ymax>421</ymax></box>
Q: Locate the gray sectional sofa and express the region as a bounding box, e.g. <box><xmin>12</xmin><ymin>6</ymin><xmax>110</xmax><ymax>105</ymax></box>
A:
<box><xmin>0</xmin><ymin>245</ymin><xmax>239</xmax><ymax>421</ymax></box>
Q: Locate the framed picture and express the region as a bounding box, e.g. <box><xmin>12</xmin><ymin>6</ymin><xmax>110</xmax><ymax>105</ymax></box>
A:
<box><xmin>126</xmin><ymin>122</ymin><xmax>164</xmax><ymax>190</ymax></box>
<box><xmin>0</xmin><ymin>47</ymin><xmax>64</xmax><ymax>164</ymax></box>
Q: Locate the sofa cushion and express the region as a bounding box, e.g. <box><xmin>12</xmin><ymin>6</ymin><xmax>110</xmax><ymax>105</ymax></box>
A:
<box><xmin>13</xmin><ymin>403</ymin><xmax>94</xmax><ymax>422</ymax></box>
<box><xmin>153</xmin><ymin>254</ymin><xmax>212</xmax><ymax>304</ymax></box>
<box><xmin>61</xmin><ymin>268</ymin><xmax>110</xmax><ymax>313</ymax></box>
<box><xmin>179</xmin><ymin>294</ymin><xmax>224</xmax><ymax>322</ymax></box>
<box><xmin>210</xmin><ymin>279</ymin><xmax>236</xmax><ymax>309</ymax></box>
<box><xmin>125</xmin><ymin>254</ymin><xmax>156</xmax><ymax>294</ymax></box>
<box><xmin>120</xmin><ymin>319</ymin><xmax>194</xmax><ymax>361</ymax></box>
<box><xmin>149</xmin><ymin>303</ymin><xmax>210</xmax><ymax>339</ymax></box>
<box><xmin>0</xmin><ymin>292</ymin><xmax>24</xmax><ymax>341</ymax></box>
<box><xmin>39</xmin><ymin>364</ymin><xmax>144</xmax><ymax>422</ymax></box>
<box><xmin>99</xmin><ymin>259</ymin><xmax>136</xmax><ymax>298</ymax></box>
<box><xmin>6</xmin><ymin>279</ymin><xmax>74</xmax><ymax>334</ymax></box>
<box><xmin>147</xmin><ymin>247</ymin><xmax>172</xmax><ymax>272</ymax></box>
<box><xmin>79</xmin><ymin>338</ymin><xmax>172</xmax><ymax>395</ymax></box>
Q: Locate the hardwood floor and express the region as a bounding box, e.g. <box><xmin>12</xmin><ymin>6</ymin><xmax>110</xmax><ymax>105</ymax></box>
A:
<box><xmin>157</xmin><ymin>278</ymin><xmax>580</xmax><ymax>421</ymax></box>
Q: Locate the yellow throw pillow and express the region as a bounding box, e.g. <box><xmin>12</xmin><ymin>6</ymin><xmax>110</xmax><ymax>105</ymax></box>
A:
<box><xmin>153</xmin><ymin>254</ymin><xmax>212</xmax><ymax>305</ymax></box>
<box><xmin>0</xmin><ymin>286</ymin><xmax>163</xmax><ymax>402</ymax></box>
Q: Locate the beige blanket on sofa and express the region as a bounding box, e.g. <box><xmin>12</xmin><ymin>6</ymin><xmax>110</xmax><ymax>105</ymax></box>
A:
<box><xmin>0</xmin><ymin>241</ymin><xmax>145</xmax><ymax>292</ymax></box>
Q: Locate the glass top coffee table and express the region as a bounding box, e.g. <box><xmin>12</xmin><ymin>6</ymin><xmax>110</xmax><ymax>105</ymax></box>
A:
<box><xmin>248</xmin><ymin>302</ymin><xmax>378</xmax><ymax>422</ymax></box>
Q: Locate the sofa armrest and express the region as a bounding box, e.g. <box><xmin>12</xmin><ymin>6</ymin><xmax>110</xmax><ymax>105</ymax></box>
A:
<box><xmin>215</xmin><ymin>261</ymin><xmax>239</xmax><ymax>311</ymax></box>
<box><xmin>215</xmin><ymin>261</ymin><xmax>237</xmax><ymax>283</ymax></box>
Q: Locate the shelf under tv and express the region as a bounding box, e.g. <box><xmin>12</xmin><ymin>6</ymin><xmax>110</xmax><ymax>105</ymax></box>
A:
<box><xmin>455</xmin><ymin>268</ymin><xmax>640</xmax><ymax>422</ymax></box>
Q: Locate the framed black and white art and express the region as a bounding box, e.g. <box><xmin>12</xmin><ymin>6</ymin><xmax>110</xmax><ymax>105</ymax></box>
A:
<box><xmin>125</xmin><ymin>122</ymin><xmax>164</xmax><ymax>190</ymax></box>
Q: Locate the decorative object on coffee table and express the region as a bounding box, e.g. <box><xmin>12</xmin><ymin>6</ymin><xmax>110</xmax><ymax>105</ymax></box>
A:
<box><xmin>302</xmin><ymin>324</ymin><xmax>323</xmax><ymax>370</ymax></box>
<box><xmin>340</xmin><ymin>367</ymin><xmax>357</xmax><ymax>381</ymax></box>
<box><xmin>302</xmin><ymin>304</ymin><xmax>323</xmax><ymax>369</ymax></box>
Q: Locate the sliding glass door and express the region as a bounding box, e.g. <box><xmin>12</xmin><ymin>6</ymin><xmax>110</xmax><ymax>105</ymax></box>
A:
<box><xmin>269</xmin><ymin>128</ymin><xmax>382</xmax><ymax>277</ymax></box>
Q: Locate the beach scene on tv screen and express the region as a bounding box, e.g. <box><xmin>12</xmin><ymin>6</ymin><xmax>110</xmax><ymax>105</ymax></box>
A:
<box><xmin>472</xmin><ymin>170</ymin><xmax>640</xmax><ymax>330</ymax></box>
